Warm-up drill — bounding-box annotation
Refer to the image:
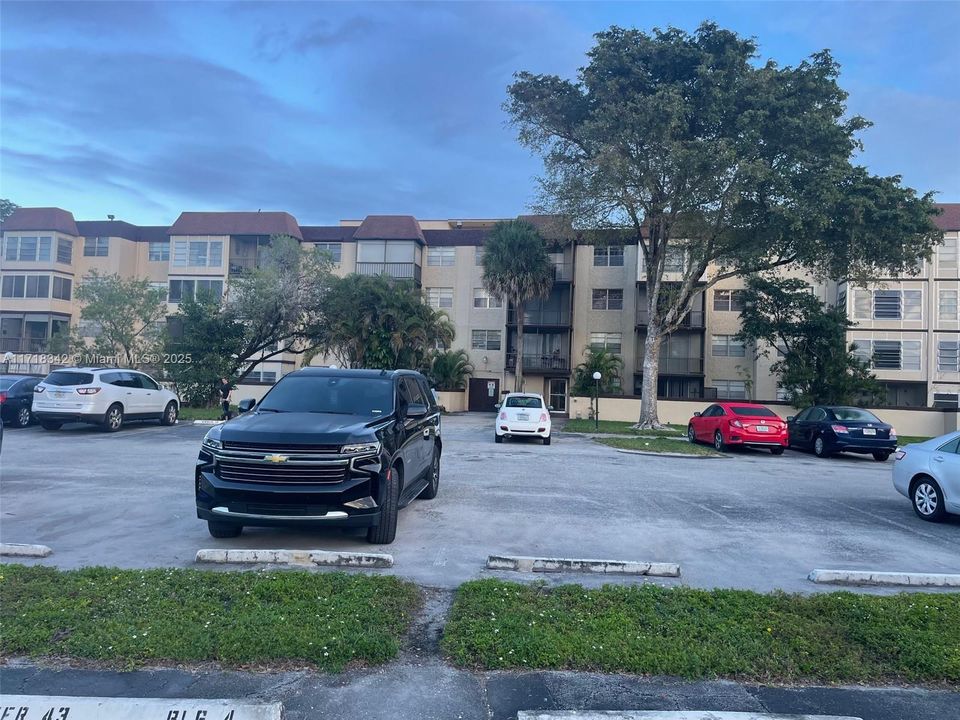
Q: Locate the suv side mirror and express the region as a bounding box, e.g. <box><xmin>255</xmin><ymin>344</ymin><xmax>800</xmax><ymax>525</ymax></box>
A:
<box><xmin>786</xmin><ymin>416</ymin><xmax>795</xmax><ymax>422</ymax></box>
<box><xmin>547</xmin><ymin>405</ymin><xmax>554</xmax><ymax>412</ymax></box>
<box><xmin>494</xmin><ymin>403</ymin><xmax>501</xmax><ymax>410</ymax></box>
<box><xmin>237</xmin><ymin>398</ymin><xmax>256</xmax><ymax>414</ymax></box>
<box><xmin>693</xmin><ymin>411</ymin><xmax>701</xmax><ymax>417</ymax></box>
<box><xmin>405</xmin><ymin>403</ymin><xmax>428</xmax><ymax>419</ymax></box>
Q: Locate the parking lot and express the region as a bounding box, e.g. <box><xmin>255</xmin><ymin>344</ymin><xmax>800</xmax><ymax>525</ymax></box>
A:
<box><xmin>1</xmin><ymin>412</ymin><xmax>957</xmax><ymax>592</ymax></box>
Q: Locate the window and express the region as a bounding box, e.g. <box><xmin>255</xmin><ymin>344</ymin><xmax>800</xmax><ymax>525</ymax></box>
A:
<box><xmin>3</xmin><ymin>236</ymin><xmax>52</xmax><ymax>261</ymax></box>
<box><xmin>471</xmin><ymin>329</ymin><xmax>501</xmax><ymax>350</ymax></box>
<box><xmin>474</xmin><ymin>249</ymin><xmax>484</xmax><ymax>266</ymax></box>
<box><xmin>874</xmin><ymin>290</ymin><xmax>901</xmax><ymax>319</ymax></box>
<box><xmin>593</xmin><ymin>246</ymin><xmax>624</xmax><ymax>267</ymax></box>
<box><xmin>853</xmin><ymin>289</ymin><xmax>872</xmax><ymax>319</ymax></box>
<box><xmin>171</xmin><ymin>240</ymin><xmax>223</xmax><ymax>267</ymax></box>
<box><xmin>933</xmin><ymin>393</ymin><xmax>960</xmax><ymax>409</ymax></box>
<box><xmin>247</xmin><ymin>370</ymin><xmax>278</xmax><ymax>383</ymax></box>
<box><xmin>664</xmin><ymin>246</ymin><xmax>685</xmax><ymax>273</ymax></box>
<box><xmin>83</xmin><ymin>237</ymin><xmax>109</xmax><ymax>257</ymax></box>
<box><xmin>1</xmin><ymin>275</ymin><xmax>23</xmax><ymax>297</ymax></box>
<box><xmin>589</xmin><ymin>332</ymin><xmax>622</xmax><ymax>353</ymax></box>
<box><xmin>938</xmin><ymin>340</ymin><xmax>959</xmax><ymax>372</ymax></box>
<box><xmin>713</xmin><ymin>289</ymin><xmax>745</xmax><ymax>312</ymax></box>
<box><xmin>592</xmin><ymin>289</ymin><xmax>623</xmax><ymax>310</ymax></box>
<box><xmin>855</xmin><ymin>289</ymin><xmax>923</xmax><ymax>320</ymax></box>
<box><xmin>851</xmin><ymin>339</ymin><xmax>871</xmax><ymax>363</ymax></box>
<box><xmin>939</xmin><ymin>290</ymin><xmax>959</xmax><ymax>321</ymax></box>
<box><xmin>714</xmin><ymin>380</ymin><xmax>747</xmax><ymax>399</ymax></box>
<box><xmin>427</xmin><ymin>247</ymin><xmax>455</xmax><ymax>267</ymax></box>
<box><xmin>426</xmin><ymin>287</ymin><xmax>453</xmax><ymax>309</ymax></box>
<box><xmin>150</xmin><ymin>282</ymin><xmax>168</xmax><ymax>302</ymax></box>
<box><xmin>940</xmin><ymin>235</ymin><xmax>958</xmax><ymax>269</ymax></box>
<box><xmin>25</xmin><ymin>275</ymin><xmax>49</xmax><ymax>298</ymax></box>
<box><xmin>168</xmin><ymin>279</ymin><xmax>223</xmax><ymax>303</ymax></box>
<box><xmin>77</xmin><ymin>320</ymin><xmax>102</xmax><ymax>338</ymax></box>
<box><xmin>872</xmin><ymin>340</ymin><xmax>901</xmax><ymax>369</ymax></box>
<box><xmin>56</xmin><ymin>238</ymin><xmax>73</xmax><ymax>264</ymax></box>
<box><xmin>712</xmin><ymin>335</ymin><xmax>746</xmax><ymax>357</ymax></box>
<box><xmin>868</xmin><ymin>339</ymin><xmax>921</xmax><ymax>370</ymax></box>
<box><xmin>473</xmin><ymin>288</ymin><xmax>502</xmax><ymax>309</ymax></box>
<box><xmin>148</xmin><ymin>241</ymin><xmax>170</xmax><ymax>261</ymax></box>
<box><xmin>52</xmin><ymin>276</ymin><xmax>72</xmax><ymax>300</ymax></box>
<box><xmin>315</xmin><ymin>242</ymin><xmax>342</xmax><ymax>264</ymax></box>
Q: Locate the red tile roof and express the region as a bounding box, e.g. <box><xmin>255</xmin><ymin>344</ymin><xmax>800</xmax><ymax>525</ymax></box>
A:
<box><xmin>3</xmin><ymin>207</ymin><xmax>79</xmax><ymax>236</ymax></box>
<box><xmin>934</xmin><ymin>203</ymin><xmax>960</xmax><ymax>231</ymax></box>
<box><xmin>169</xmin><ymin>211</ymin><xmax>302</xmax><ymax>239</ymax></box>
<box><xmin>353</xmin><ymin>215</ymin><xmax>424</xmax><ymax>242</ymax></box>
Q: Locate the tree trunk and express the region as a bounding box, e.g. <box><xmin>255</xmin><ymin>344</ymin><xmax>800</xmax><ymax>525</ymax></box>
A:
<box><xmin>637</xmin><ymin>322</ymin><xmax>664</xmax><ymax>429</ymax></box>
<box><xmin>515</xmin><ymin>298</ymin><xmax>525</xmax><ymax>392</ymax></box>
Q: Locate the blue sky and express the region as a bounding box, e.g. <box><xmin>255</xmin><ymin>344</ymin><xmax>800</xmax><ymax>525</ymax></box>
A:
<box><xmin>2</xmin><ymin>1</ymin><xmax>957</xmax><ymax>226</ymax></box>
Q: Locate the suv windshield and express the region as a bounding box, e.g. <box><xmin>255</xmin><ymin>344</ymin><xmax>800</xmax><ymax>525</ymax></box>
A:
<box><xmin>505</xmin><ymin>396</ymin><xmax>543</xmax><ymax>408</ymax></box>
<box><xmin>831</xmin><ymin>407</ymin><xmax>881</xmax><ymax>422</ymax></box>
<box><xmin>258</xmin><ymin>375</ymin><xmax>395</xmax><ymax>416</ymax></box>
<box><xmin>732</xmin><ymin>406</ymin><xmax>778</xmax><ymax>417</ymax></box>
<box><xmin>44</xmin><ymin>371</ymin><xmax>94</xmax><ymax>386</ymax></box>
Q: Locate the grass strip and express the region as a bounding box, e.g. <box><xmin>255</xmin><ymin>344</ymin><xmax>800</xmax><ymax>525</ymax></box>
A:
<box><xmin>178</xmin><ymin>405</ymin><xmax>237</xmax><ymax>421</ymax></box>
<box><xmin>442</xmin><ymin>579</ymin><xmax>960</xmax><ymax>685</ymax></box>
<box><xmin>562</xmin><ymin>419</ymin><xmax>685</xmax><ymax>437</ymax></box>
<box><xmin>897</xmin><ymin>435</ymin><xmax>933</xmax><ymax>446</ymax></box>
<box><xmin>0</xmin><ymin>565</ymin><xmax>419</xmax><ymax>671</ymax></box>
<box><xmin>595</xmin><ymin>436</ymin><xmax>722</xmax><ymax>456</ymax></box>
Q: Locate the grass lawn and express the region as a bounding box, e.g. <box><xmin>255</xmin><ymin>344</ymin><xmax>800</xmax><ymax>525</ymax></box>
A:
<box><xmin>0</xmin><ymin>565</ymin><xmax>419</xmax><ymax>671</ymax></box>
<box><xmin>442</xmin><ymin>580</ymin><xmax>960</xmax><ymax>685</ymax></box>
<box><xmin>563</xmin><ymin>419</ymin><xmax>686</xmax><ymax>438</ymax></box>
<box><xmin>897</xmin><ymin>435</ymin><xmax>934</xmax><ymax>446</ymax></box>
<box><xmin>596</xmin><ymin>436</ymin><xmax>722</xmax><ymax>457</ymax></box>
<box><xmin>178</xmin><ymin>405</ymin><xmax>236</xmax><ymax>421</ymax></box>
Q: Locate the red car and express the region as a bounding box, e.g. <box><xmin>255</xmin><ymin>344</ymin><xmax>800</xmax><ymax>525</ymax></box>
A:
<box><xmin>687</xmin><ymin>401</ymin><xmax>788</xmax><ymax>454</ymax></box>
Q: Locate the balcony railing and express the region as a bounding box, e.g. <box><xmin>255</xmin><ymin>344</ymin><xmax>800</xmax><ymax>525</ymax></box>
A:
<box><xmin>648</xmin><ymin>356</ymin><xmax>704</xmax><ymax>375</ymax></box>
<box><xmin>228</xmin><ymin>257</ymin><xmax>259</xmax><ymax>275</ymax></box>
<box><xmin>505</xmin><ymin>352</ymin><xmax>571</xmax><ymax>373</ymax></box>
<box><xmin>356</xmin><ymin>262</ymin><xmax>422</xmax><ymax>284</ymax></box>
<box><xmin>0</xmin><ymin>337</ymin><xmax>49</xmax><ymax>353</ymax></box>
<box><xmin>636</xmin><ymin>310</ymin><xmax>705</xmax><ymax>329</ymax></box>
<box><xmin>551</xmin><ymin>262</ymin><xmax>573</xmax><ymax>282</ymax></box>
<box><xmin>507</xmin><ymin>308</ymin><xmax>572</xmax><ymax>326</ymax></box>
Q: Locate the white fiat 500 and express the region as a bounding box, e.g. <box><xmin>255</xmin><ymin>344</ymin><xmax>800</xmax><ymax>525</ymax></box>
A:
<box><xmin>495</xmin><ymin>393</ymin><xmax>552</xmax><ymax>445</ymax></box>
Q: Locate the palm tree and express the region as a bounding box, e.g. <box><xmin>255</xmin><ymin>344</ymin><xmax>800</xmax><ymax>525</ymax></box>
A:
<box><xmin>573</xmin><ymin>347</ymin><xmax>624</xmax><ymax>395</ymax></box>
<box><xmin>481</xmin><ymin>220</ymin><xmax>553</xmax><ymax>391</ymax></box>
<box><xmin>428</xmin><ymin>349</ymin><xmax>475</xmax><ymax>391</ymax></box>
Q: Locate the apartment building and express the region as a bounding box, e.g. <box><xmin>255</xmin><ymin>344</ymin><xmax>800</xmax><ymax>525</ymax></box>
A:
<box><xmin>2</xmin><ymin>204</ymin><xmax>957</xmax><ymax>411</ymax></box>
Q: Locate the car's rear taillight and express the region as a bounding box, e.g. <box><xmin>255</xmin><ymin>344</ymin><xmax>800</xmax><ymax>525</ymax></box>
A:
<box><xmin>77</xmin><ymin>387</ymin><xmax>101</xmax><ymax>395</ymax></box>
<box><xmin>499</xmin><ymin>412</ymin><xmax>506</xmax><ymax>420</ymax></box>
<box><xmin>540</xmin><ymin>412</ymin><xmax>548</xmax><ymax>422</ymax></box>
<box><xmin>894</xmin><ymin>450</ymin><xmax>907</xmax><ymax>461</ymax></box>
<box><xmin>0</xmin><ymin>392</ymin><xmax>6</xmax><ymax>404</ymax></box>
<box><xmin>33</xmin><ymin>385</ymin><xmax>45</xmax><ymax>393</ymax></box>
<box><xmin>730</xmin><ymin>419</ymin><xmax>743</xmax><ymax>429</ymax></box>
<box><xmin>831</xmin><ymin>424</ymin><xmax>849</xmax><ymax>434</ymax></box>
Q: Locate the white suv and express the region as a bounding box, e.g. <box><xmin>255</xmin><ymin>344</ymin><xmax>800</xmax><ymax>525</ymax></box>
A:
<box><xmin>33</xmin><ymin>367</ymin><xmax>180</xmax><ymax>432</ymax></box>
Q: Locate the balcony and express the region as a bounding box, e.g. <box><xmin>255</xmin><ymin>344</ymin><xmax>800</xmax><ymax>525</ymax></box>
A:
<box><xmin>356</xmin><ymin>262</ymin><xmax>422</xmax><ymax>285</ymax></box>
<box><xmin>652</xmin><ymin>356</ymin><xmax>704</xmax><ymax>375</ymax></box>
<box><xmin>228</xmin><ymin>257</ymin><xmax>259</xmax><ymax>275</ymax></box>
<box><xmin>506</xmin><ymin>308</ymin><xmax>572</xmax><ymax>326</ymax></box>
<box><xmin>636</xmin><ymin>310</ymin><xmax>705</xmax><ymax>329</ymax></box>
<box><xmin>0</xmin><ymin>337</ymin><xmax>49</xmax><ymax>353</ymax></box>
<box><xmin>505</xmin><ymin>351</ymin><xmax>571</xmax><ymax>374</ymax></box>
<box><xmin>551</xmin><ymin>262</ymin><xmax>573</xmax><ymax>282</ymax></box>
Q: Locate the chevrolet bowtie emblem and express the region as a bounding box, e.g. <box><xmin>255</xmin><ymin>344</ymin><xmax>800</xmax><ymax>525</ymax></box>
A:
<box><xmin>264</xmin><ymin>454</ymin><xmax>289</xmax><ymax>463</ymax></box>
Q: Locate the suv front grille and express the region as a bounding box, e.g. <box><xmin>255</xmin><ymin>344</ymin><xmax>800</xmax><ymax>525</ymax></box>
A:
<box><xmin>216</xmin><ymin>459</ymin><xmax>349</xmax><ymax>484</ymax></box>
<box><xmin>221</xmin><ymin>441</ymin><xmax>341</xmax><ymax>454</ymax></box>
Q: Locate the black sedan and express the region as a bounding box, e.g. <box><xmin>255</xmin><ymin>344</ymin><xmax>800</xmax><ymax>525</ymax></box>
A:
<box><xmin>787</xmin><ymin>406</ymin><xmax>897</xmax><ymax>461</ymax></box>
<box><xmin>0</xmin><ymin>374</ymin><xmax>42</xmax><ymax>428</ymax></box>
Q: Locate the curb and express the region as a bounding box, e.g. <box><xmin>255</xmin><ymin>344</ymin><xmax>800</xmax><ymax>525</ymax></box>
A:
<box><xmin>487</xmin><ymin>555</ymin><xmax>680</xmax><ymax>577</ymax></box>
<box><xmin>808</xmin><ymin>568</ymin><xmax>960</xmax><ymax>587</ymax></box>
<box><xmin>1</xmin><ymin>695</ymin><xmax>281</xmax><ymax>720</ymax></box>
<box><xmin>615</xmin><ymin>449</ymin><xmax>727</xmax><ymax>459</ymax></box>
<box><xmin>0</xmin><ymin>543</ymin><xmax>52</xmax><ymax>558</ymax></box>
<box><xmin>518</xmin><ymin>713</ymin><xmax>862</xmax><ymax>720</ymax></box>
<box><xmin>196</xmin><ymin>548</ymin><xmax>393</xmax><ymax>568</ymax></box>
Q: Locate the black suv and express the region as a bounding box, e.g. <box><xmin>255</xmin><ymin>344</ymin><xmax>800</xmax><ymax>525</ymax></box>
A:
<box><xmin>195</xmin><ymin>368</ymin><xmax>441</xmax><ymax>544</ymax></box>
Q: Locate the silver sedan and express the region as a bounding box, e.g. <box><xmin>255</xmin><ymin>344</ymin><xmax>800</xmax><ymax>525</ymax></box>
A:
<box><xmin>892</xmin><ymin>431</ymin><xmax>960</xmax><ymax>521</ymax></box>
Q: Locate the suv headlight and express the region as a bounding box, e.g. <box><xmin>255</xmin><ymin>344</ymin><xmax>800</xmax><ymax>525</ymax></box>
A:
<box><xmin>341</xmin><ymin>442</ymin><xmax>381</xmax><ymax>456</ymax></box>
<box><xmin>202</xmin><ymin>426</ymin><xmax>223</xmax><ymax>451</ymax></box>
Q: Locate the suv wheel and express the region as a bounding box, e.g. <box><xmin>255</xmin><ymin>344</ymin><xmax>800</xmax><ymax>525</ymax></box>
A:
<box><xmin>207</xmin><ymin>520</ymin><xmax>243</xmax><ymax>538</ymax></box>
<box><xmin>103</xmin><ymin>404</ymin><xmax>124</xmax><ymax>432</ymax></box>
<box><xmin>14</xmin><ymin>407</ymin><xmax>32</xmax><ymax>428</ymax></box>
<box><xmin>40</xmin><ymin>420</ymin><xmax>62</xmax><ymax>431</ymax></box>
<box><xmin>419</xmin><ymin>448</ymin><xmax>440</xmax><ymax>500</ymax></box>
<box><xmin>160</xmin><ymin>401</ymin><xmax>178</xmax><ymax>426</ymax></box>
<box><xmin>367</xmin><ymin>464</ymin><xmax>400</xmax><ymax>544</ymax></box>
<box><xmin>911</xmin><ymin>477</ymin><xmax>947</xmax><ymax>522</ymax></box>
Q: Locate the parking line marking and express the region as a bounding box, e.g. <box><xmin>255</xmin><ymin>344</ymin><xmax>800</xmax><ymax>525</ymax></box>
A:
<box><xmin>0</xmin><ymin>695</ymin><xmax>281</xmax><ymax>720</ymax></box>
<box><xmin>809</xmin><ymin>568</ymin><xmax>960</xmax><ymax>587</ymax></box>
<box><xmin>518</xmin><ymin>713</ymin><xmax>861</xmax><ymax>720</ymax></box>
<box><xmin>487</xmin><ymin>555</ymin><xmax>680</xmax><ymax>577</ymax></box>
<box><xmin>0</xmin><ymin>543</ymin><xmax>52</xmax><ymax>557</ymax></box>
<box><xmin>196</xmin><ymin>548</ymin><xmax>393</xmax><ymax>568</ymax></box>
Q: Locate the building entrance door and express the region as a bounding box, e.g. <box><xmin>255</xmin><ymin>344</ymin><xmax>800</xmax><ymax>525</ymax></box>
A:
<box><xmin>468</xmin><ymin>378</ymin><xmax>500</xmax><ymax>412</ymax></box>
<box><xmin>548</xmin><ymin>378</ymin><xmax>567</xmax><ymax>413</ymax></box>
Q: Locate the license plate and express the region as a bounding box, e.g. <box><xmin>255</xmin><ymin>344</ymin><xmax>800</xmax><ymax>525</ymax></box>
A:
<box><xmin>755</xmin><ymin>425</ymin><xmax>769</xmax><ymax>432</ymax></box>
<box><xmin>517</xmin><ymin>414</ymin><xmax>529</xmax><ymax>421</ymax></box>
<box><xmin>52</xmin><ymin>391</ymin><xmax>66</xmax><ymax>398</ymax></box>
<box><xmin>862</xmin><ymin>428</ymin><xmax>876</xmax><ymax>436</ymax></box>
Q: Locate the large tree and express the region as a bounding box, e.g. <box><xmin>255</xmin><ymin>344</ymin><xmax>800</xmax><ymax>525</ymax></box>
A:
<box><xmin>737</xmin><ymin>276</ymin><xmax>881</xmax><ymax>407</ymax></box>
<box><xmin>506</xmin><ymin>23</ymin><xmax>941</xmax><ymax>427</ymax></box>
<box><xmin>307</xmin><ymin>273</ymin><xmax>454</xmax><ymax>371</ymax></box>
<box><xmin>481</xmin><ymin>219</ymin><xmax>554</xmax><ymax>391</ymax></box>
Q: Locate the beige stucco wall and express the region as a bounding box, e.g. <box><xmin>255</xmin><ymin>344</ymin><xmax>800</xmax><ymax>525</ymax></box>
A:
<box><xmin>436</xmin><ymin>390</ymin><xmax>467</xmax><ymax>412</ymax></box>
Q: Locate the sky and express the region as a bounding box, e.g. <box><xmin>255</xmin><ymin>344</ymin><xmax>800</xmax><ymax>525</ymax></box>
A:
<box><xmin>1</xmin><ymin>1</ymin><xmax>958</xmax><ymax>226</ymax></box>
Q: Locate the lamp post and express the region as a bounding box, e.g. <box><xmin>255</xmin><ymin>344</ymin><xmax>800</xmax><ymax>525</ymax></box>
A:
<box><xmin>592</xmin><ymin>371</ymin><xmax>602</xmax><ymax>430</ymax></box>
